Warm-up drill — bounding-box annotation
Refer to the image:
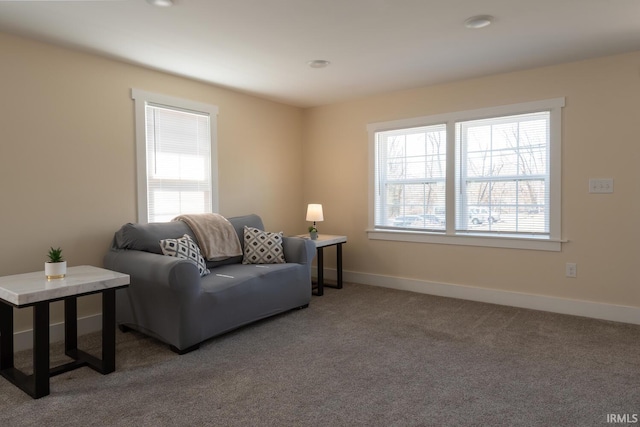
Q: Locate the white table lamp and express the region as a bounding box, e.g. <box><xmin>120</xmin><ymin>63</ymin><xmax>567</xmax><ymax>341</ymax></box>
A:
<box><xmin>306</xmin><ymin>204</ymin><xmax>324</xmax><ymax>232</ymax></box>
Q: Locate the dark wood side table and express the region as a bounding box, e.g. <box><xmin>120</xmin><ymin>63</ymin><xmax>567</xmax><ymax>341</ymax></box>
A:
<box><xmin>0</xmin><ymin>265</ymin><xmax>129</xmax><ymax>398</ymax></box>
<box><xmin>297</xmin><ymin>234</ymin><xmax>347</xmax><ymax>296</ymax></box>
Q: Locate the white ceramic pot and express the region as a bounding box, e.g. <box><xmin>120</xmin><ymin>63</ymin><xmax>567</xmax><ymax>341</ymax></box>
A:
<box><xmin>45</xmin><ymin>261</ymin><xmax>66</xmax><ymax>280</ymax></box>
<box><xmin>310</xmin><ymin>231</ymin><xmax>318</xmax><ymax>240</ymax></box>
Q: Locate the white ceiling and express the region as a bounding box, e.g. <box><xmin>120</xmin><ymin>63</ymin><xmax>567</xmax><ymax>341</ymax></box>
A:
<box><xmin>1</xmin><ymin>0</ymin><xmax>639</xmax><ymax>107</ymax></box>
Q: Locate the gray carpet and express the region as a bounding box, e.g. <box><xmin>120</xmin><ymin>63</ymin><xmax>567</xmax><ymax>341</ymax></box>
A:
<box><xmin>1</xmin><ymin>283</ymin><xmax>638</xmax><ymax>426</ymax></box>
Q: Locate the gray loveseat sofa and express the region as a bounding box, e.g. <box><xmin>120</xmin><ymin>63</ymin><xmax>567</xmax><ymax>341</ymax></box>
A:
<box><xmin>104</xmin><ymin>214</ymin><xmax>315</xmax><ymax>354</ymax></box>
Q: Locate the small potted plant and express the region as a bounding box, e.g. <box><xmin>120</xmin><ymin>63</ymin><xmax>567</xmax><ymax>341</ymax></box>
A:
<box><xmin>45</xmin><ymin>246</ymin><xmax>66</xmax><ymax>279</ymax></box>
<box><xmin>308</xmin><ymin>226</ymin><xmax>318</xmax><ymax>240</ymax></box>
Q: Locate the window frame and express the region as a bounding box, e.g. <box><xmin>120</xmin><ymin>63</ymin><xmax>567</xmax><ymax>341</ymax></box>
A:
<box><xmin>375</xmin><ymin>123</ymin><xmax>448</xmax><ymax>233</ymax></box>
<box><xmin>132</xmin><ymin>89</ymin><xmax>219</xmax><ymax>223</ymax></box>
<box><xmin>367</xmin><ymin>98</ymin><xmax>565</xmax><ymax>251</ymax></box>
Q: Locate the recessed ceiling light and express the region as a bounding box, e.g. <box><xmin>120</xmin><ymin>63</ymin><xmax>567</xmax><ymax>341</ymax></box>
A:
<box><xmin>307</xmin><ymin>60</ymin><xmax>331</xmax><ymax>69</ymax></box>
<box><xmin>464</xmin><ymin>15</ymin><xmax>493</xmax><ymax>29</ymax></box>
<box><xmin>147</xmin><ymin>0</ymin><xmax>174</xmax><ymax>7</ymax></box>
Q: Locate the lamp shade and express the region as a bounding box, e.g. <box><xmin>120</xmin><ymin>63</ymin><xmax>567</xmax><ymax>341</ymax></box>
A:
<box><xmin>306</xmin><ymin>204</ymin><xmax>324</xmax><ymax>222</ymax></box>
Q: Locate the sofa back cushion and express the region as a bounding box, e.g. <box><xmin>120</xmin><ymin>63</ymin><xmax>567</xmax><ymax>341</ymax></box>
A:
<box><xmin>111</xmin><ymin>214</ymin><xmax>265</xmax><ymax>268</ymax></box>
<box><xmin>113</xmin><ymin>221</ymin><xmax>195</xmax><ymax>254</ymax></box>
<box><xmin>227</xmin><ymin>214</ymin><xmax>265</xmax><ymax>245</ymax></box>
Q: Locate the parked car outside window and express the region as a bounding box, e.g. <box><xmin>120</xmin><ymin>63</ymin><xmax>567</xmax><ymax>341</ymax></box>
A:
<box><xmin>421</xmin><ymin>214</ymin><xmax>444</xmax><ymax>225</ymax></box>
<box><xmin>393</xmin><ymin>214</ymin><xmax>444</xmax><ymax>228</ymax></box>
<box><xmin>392</xmin><ymin>215</ymin><xmax>423</xmax><ymax>227</ymax></box>
<box><xmin>469</xmin><ymin>208</ymin><xmax>501</xmax><ymax>225</ymax></box>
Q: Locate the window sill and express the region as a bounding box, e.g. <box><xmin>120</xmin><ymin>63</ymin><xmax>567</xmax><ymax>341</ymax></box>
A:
<box><xmin>366</xmin><ymin>228</ymin><xmax>563</xmax><ymax>251</ymax></box>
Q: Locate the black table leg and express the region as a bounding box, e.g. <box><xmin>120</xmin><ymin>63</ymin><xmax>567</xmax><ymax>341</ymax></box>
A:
<box><xmin>102</xmin><ymin>288</ymin><xmax>116</xmax><ymax>374</ymax></box>
<box><xmin>0</xmin><ymin>301</ymin><xmax>50</xmax><ymax>398</ymax></box>
<box><xmin>0</xmin><ymin>302</ymin><xmax>13</xmax><ymax>371</ymax></box>
<box><xmin>323</xmin><ymin>243</ymin><xmax>344</xmax><ymax>290</ymax></box>
<box><xmin>33</xmin><ymin>302</ymin><xmax>50</xmax><ymax>398</ymax></box>
<box><xmin>315</xmin><ymin>247</ymin><xmax>324</xmax><ymax>296</ymax></box>
<box><xmin>65</xmin><ymin>297</ymin><xmax>77</xmax><ymax>358</ymax></box>
<box><xmin>336</xmin><ymin>243</ymin><xmax>343</xmax><ymax>289</ymax></box>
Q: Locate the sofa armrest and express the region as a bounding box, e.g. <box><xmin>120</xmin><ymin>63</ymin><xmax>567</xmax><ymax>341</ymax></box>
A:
<box><xmin>104</xmin><ymin>249</ymin><xmax>202</xmax><ymax>299</ymax></box>
<box><xmin>282</xmin><ymin>236</ymin><xmax>316</xmax><ymax>265</ymax></box>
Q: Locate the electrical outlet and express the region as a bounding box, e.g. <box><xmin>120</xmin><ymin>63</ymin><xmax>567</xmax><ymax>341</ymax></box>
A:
<box><xmin>589</xmin><ymin>178</ymin><xmax>614</xmax><ymax>193</ymax></box>
<box><xmin>566</xmin><ymin>263</ymin><xmax>577</xmax><ymax>278</ymax></box>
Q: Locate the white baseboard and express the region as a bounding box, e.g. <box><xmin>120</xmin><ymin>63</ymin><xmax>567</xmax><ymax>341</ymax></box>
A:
<box><xmin>13</xmin><ymin>314</ymin><xmax>103</xmax><ymax>352</ymax></box>
<box><xmin>12</xmin><ymin>269</ymin><xmax>639</xmax><ymax>351</ymax></box>
<box><xmin>315</xmin><ymin>267</ymin><xmax>640</xmax><ymax>326</ymax></box>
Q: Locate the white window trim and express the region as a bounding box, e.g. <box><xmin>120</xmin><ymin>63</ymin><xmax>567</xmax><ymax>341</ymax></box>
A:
<box><xmin>131</xmin><ymin>88</ymin><xmax>219</xmax><ymax>223</ymax></box>
<box><xmin>367</xmin><ymin>98</ymin><xmax>565</xmax><ymax>252</ymax></box>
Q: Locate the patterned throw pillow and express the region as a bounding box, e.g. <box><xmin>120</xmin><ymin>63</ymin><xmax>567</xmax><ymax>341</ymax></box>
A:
<box><xmin>159</xmin><ymin>234</ymin><xmax>210</xmax><ymax>277</ymax></box>
<box><xmin>242</xmin><ymin>226</ymin><xmax>285</xmax><ymax>264</ymax></box>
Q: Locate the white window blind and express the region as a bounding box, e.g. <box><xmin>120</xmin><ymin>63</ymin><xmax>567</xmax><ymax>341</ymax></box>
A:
<box><xmin>132</xmin><ymin>89</ymin><xmax>218</xmax><ymax>223</ymax></box>
<box><xmin>455</xmin><ymin>112</ymin><xmax>550</xmax><ymax>234</ymax></box>
<box><xmin>375</xmin><ymin>124</ymin><xmax>447</xmax><ymax>231</ymax></box>
<box><xmin>145</xmin><ymin>104</ymin><xmax>212</xmax><ymax>223</ymax></box>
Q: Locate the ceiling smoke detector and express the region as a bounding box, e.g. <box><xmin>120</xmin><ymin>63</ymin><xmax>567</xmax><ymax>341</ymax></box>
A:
<box><xmin>464</xmin><ymin>15</ymin><xmax>493</xmax><ymax>29</ymax></box>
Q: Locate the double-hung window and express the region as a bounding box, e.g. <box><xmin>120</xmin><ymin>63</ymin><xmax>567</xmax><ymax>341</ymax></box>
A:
<box><xmin>369</xmin><ymin>98</ymin><xmax>564</xmax><ymax>251</ymax></box>
<box><xmin>132</xmin><ymin>89</ymin><xmax>219</xmax><ymax>223</ymax></box>
<box><xmin>374</xmin><ymin>124</ymin><xmax>447</xmax><ymax>232</ymax></box>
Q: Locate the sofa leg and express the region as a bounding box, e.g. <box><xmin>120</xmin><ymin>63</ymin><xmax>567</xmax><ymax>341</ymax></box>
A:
<box><xmin>118</xmin><ymin>324</ymin><xmax>133</xmax><ymax>333</ymax></box>
<box><xmin>169</xmin><ymin>343</ymin><xmax>200</xmax><ymax>355</ymax></box>
<box><xmin>297</xmin><ymin>304</ymin><xmax>309</xmax><ymax>310</ymax></box>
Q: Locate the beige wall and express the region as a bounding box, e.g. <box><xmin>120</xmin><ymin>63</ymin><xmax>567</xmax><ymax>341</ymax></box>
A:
<box><xmin>2</xmin><ymin>30</ymin><xmax>639</xmax><ymax>334</ymax></box>
<box><xmin>302</xmin><ymin>51</ymin><xmax>640</xmax><ymax>309</ymax></box>
<box><xmin>0</xmin><ymin>33</ymin><xmax>305</xmax><ymax>331</ymax></box>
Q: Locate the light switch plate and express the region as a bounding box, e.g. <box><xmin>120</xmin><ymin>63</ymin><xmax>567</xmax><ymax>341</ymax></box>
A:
<box><xmin>589</xmin><ymin>178</ymin><xmax>614</xmax><ymax>193</ymax></box>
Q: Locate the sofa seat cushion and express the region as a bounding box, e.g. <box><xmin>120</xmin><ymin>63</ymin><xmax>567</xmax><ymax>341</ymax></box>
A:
<box><xmin>197</xmin><ymin>262</ymin><xmax>311</xmax><ymax>337</ymax></box>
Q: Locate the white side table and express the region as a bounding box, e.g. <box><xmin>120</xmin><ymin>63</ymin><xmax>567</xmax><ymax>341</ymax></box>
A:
<box><xmin>0</xmin><ymin>265</ymin><xmax>129</xmax><ymax>398</ymax></box>
<box><xmin>296</xmin><ymin>234</ymin><xmax>347</xmax><ymax>296</ymax></box>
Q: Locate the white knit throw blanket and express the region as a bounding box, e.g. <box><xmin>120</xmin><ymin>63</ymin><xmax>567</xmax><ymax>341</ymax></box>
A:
<box><xmin>173</xmin><ymin>213</ymin><xmax>242</xmax><ymax>261</ymax></box>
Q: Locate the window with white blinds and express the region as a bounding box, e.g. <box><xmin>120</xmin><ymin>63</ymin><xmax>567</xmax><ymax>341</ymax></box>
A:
<box><xmin>374</xmin><ymin>124</ymin><xmax>447</xmax><ymax>231</ymax></box>
<box><xmin>455</xmin><ymin>112</ymin><xmax>550</xmax><ymax>234</ymax></box>
<box><xmin>132</xmin><ymin>89</ymin><xmax>218</xmax><ymax>223</ymax></box>
<box><xmin>368</xmin><ymin>98</ymin><xmax>564</xmax><ymax>251</ymax></box>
